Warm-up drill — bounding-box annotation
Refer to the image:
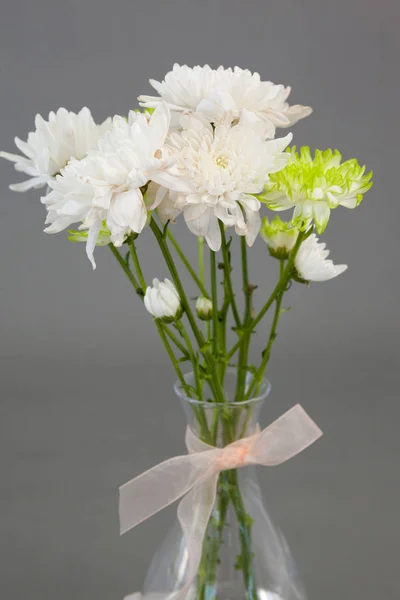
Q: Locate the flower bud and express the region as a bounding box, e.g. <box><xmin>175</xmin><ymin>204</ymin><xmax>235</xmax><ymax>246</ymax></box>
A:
<box><xmin>260</xmin><ymin>216</ymin><xmax>299</xmax><ymax>259</ymax></box>
<box><xmin>144</xmin><ymin>278</ymin><xmax>182</xmax><ymax>323</ymax></box>
<box><xmin>196</xmin><ymin>296</ymin><xmax>213</xmax><ymax>321</ymax></box>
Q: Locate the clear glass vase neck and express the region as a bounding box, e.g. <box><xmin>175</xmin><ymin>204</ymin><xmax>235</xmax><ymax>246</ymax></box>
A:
<box><xmin>174</xmin><ymin>368</ymin><xmax>271</xmax><ymax>446</ymax></box>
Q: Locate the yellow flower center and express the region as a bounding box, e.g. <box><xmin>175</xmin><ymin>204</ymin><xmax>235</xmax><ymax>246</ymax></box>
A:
<box><xmin>215</xmin><ymin>154</ymin><xmax>229</xmax><ymax>169</ymax></box>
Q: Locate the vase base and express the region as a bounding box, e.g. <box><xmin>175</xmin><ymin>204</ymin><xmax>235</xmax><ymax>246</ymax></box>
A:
<box><xmin>186</xmin><ymin>585</ymin><xmax>285</xmax><ymax>600</ymax></box>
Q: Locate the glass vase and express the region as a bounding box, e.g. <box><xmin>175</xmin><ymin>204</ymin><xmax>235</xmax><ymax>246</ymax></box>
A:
<box><xmin>141</xmin><ymin>370</ymin><xmax>306</xmax><ymax>600</ymax></box>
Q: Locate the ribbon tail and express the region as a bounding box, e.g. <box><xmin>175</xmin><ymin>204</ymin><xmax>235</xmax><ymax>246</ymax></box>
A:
<box><xmin>170</xmin><ymin>471</ymin><xmax>219</xmax><ymax>600</ymax></box>
<box><xmin>119</xmin><ymin>453</ymin><xmax>214</xmax><ymax>535</ymax></box>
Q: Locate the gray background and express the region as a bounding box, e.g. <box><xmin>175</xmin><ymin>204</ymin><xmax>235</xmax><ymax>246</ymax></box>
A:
<box><xmin>0</xmin><ymin>1</ymin><xmax>399</xmax><ymax>599</ymax></box>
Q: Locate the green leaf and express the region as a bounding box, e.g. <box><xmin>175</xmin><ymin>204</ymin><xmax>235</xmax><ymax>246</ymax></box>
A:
<box><xmin>234</xmin><ymin>554</ymin><xmax>244</xmax><ymax>571</ymax></box>
<box><xmin>231</xmin><ymin>326</ymin><xmax>246</xmax><ymax>336</ymax></box>
<box><xmin>243</xmin><ymin>513</ymin><xmax>254</xmax><ymax>528</ymax></box>
<box><xmin>199</xmin><ymin>341</ymin><xmax>213</xmax><ymax>354</ymax></box>
<box><xmin>177</xmin><ymin>355</ymin><xmax>190</xmax><ymax>364</ymax></box>
<box><xmin>280</xmin><ymin>306</ymin><xmax>291</xmax><ymax>314</ymax></box>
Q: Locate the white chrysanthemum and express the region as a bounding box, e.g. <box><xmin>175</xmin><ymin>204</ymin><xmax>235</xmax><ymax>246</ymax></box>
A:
<box><xmin>42</xmin><ymin>104</ymin><xmax>171</xmax><ymax>268</ymax></box>
<box><xmin>152</xmin><ymin>113</ymin><xmax>292</xmax><ymax>251</ymax></box>
<box><xmin>0</xmin><ymin>108</ymin><xmax>111</xmax><ymax>191</ymax></box>
<box><xmin>295</xmin><ymin>234</ymin><xmax>347</xmax><ymax>282</ymax></box>
<box><xmin>144</xmin><ymin>278</ymin><xmax>182</xmax><ymax>322</ymax></box>
<box><xmin>139</xmin><ymin>64</ymin><xmax>312</xmax><ymax>138</ymax></box>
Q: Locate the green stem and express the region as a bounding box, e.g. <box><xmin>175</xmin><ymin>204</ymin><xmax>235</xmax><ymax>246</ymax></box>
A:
<box><xmin>151</xmin><ymin>219</ymin><xmax>204</xmax><ymax>347</ymax></box>
<box><xmin>167</xmin><ymin>229</ymin><xmax>210</xmax><ymax>298</ymax></box>
<box><xmin>163</xmin><ymin>326</ymin><xmax>189</xmax><ymax>357</ymax></box>
<box><xmin>128</xmin><ymin>238</ymin><xmax>147</xmax><ymax>291</ymax></box>
<box><xmin>217</xmin><ymin>312</ymin><xmax>228</xmax><ymax>382</ymax></box>
<box><xmin>251</xmin><ymin>230</ymin><xmax>305</xmax><ymax>331</ymax></box>
<box><xmin>157</xmin><ymin>324</ymin><xmax>211</xmax><ymax>441</ymax></box>
<box><xmin>210</xmin><ymin>249</ymin><xmax>219</xmax><ymax>358</ymax></box>
<box><xmin>109</xmin><ymin>242</ymin><xmax>192</xmax><ymax>399</ymax></box>
<box><xmin>155</xmin><ymin>322</ymin><xmax>190</xmax><ymax>393</ymax></box>
<box><xmin>226</xmin><ymin>336</ymin><xmax>242</xmax><ymax>361</ymax></box>
<box><xmin>217</xmin><ymin>227</ymin><xmax>234</xmax><ymax>385</ymax></box>
<box><xmin>228</xmin><ymin>469</ymin><xmax>257</xmax><ymax>600</ymax></box>
<box><xmin>219</xmin><ymin>222</ymin><xmax>241</xmax><ymax>330</ymax></box>
<box><xmin>108</xmin><ymin>244</ymin><xmax>142</xmax><ymax>295</ymax></box>
<box><xmin>226</xmin><ymin>230</ymin><xmax>306</xmax><ymax>361</ymax></box>
<box><xmin>246</xmin><ymin>259</ymin><xmax>285</xmax><ymax>399</ymax></box>
<box><xmin>175</xmin><ymin>321</ymin><xmax>202</xmax><ymax>399</ymax></box>
<box><xmin>197</xmin><ymin>472</ymin><xmax>230</xmax><ymax>600</ymax></box>
<box><xmin>235</xmin><ymin>237</ymin><xmax>252</xmax><ymax>402</ymax></box>
<box><xmin>150</xmin><ymin>218</ymin><xmax>227</xmax><ymax>404</ymax></box>
<box><xmin>198</xmin><ymin>417</ymin><xmax>256</xmax><ymax>600</ymax></box>
<box><xmin>198</xmin><ymin>236</ymin><xmax>205</xmax><ymax>287</ymax></box>
<box><xmin>220</xmin><ymin>415</ymin><xmax>258</xmax><ymax>599</ymax></box>
<box><xmin>241</xmin><ymin>237</ymin><xmax>251</xmax><ymax>321</ymax></box>
<box><xmin>110</xmin><ymin>243</ymin><xmax>188</xmax><ymax>358</ymax></box>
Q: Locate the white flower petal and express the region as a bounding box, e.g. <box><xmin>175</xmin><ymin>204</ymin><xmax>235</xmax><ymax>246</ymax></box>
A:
<box><xmin>295</xmin><ymin>234</ymin><xmax>348</xmax><ymax>282</ymax></box>
<box><xmin>86</xmin><ymin>220</ymin><xmax>102</xmax><ymax>270</ymax></box>
<box><xmin>244</xmin><ymin>206</ymin><xmax>261</xmax><ymax>247</ymax></box>
<box><xmin>184</xmin><ymin>204</ymin><xmax>211</xmax><ymax>237</ymax></box>
<box><xmin>9</xmin><ymin>177</ymin><xmax>47</xmax><ymax>192</ymax></box>
<box><xmin>313</xmin><ymin>202</ymin><xmax>330</xmax><ymax>232</ymax></box>
<box><xmin>145</xmin><ymin>181</ymin><xmax>167</xmax><ymax>210</ymax></box>
<box><xmin>339</xmin><ymin>196</ymin><xmax>358</xmax><ymax>209</ymax></box>
<box><xmin>282</xmin><ymin>104</ymin><xmax>313</xmax><ymax>126</ymax></box>
<box><xmin>151</xmin><ymin>170</ymin><xmax>194</xmax><ymax>194</ymax></box>
<box><xmin>156</xmin><ymin>191</ymin><xmax>182</xmax><ymax>224</ymax></box>
<box><xmin>0</xmin><ymin>151</ymin><xmax>32</xmax><ymax>165</ymax></box>
<box><xmin>146</xmin><ymin>102</ymin><xmax>171</xmax><ymax>152</ymax></box>
<box><xmin>205</xmin><ymin>214</ymin><xmax>222</xmax><ymax>251</ymax></box>
<box><xmin>110</xmin><ymin>189</ymin><xmax>147</xmax><ymax>233</ymax></box>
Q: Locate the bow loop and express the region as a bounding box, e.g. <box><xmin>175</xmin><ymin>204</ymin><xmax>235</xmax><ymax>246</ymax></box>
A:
<box><xmin>251</xmin><ymin>404</ymin><xmax>323</xmax><ymax>466</ymax></box>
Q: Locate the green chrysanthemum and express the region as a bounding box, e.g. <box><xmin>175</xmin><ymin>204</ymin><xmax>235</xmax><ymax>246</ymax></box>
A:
<box><xmin>260</xmin><ymin>216</ymin><xmax>299</xmax><ymax>259</ymax></box>
<box><xmin>259</xmin><ymin>146</ymin><xmax>373</xmax><ymax>234</ymax></box>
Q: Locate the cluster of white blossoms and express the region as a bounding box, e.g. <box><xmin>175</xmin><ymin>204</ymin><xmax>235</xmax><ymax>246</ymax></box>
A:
<box><xmin>1</xmin><ymin>64</ymin><xmax>372</xmax><ymax>292</ymax></box>
<box><xmin>42</xmin><ymin>105</ymin><xmax>171</xmax><ymax>267</ymax></box>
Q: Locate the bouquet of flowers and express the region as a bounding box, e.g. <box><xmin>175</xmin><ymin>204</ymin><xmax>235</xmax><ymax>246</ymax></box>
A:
<box><xmin>1</xmin><ymin>64</ymin><xmax>373</xmax><ymax>600</ymax></box>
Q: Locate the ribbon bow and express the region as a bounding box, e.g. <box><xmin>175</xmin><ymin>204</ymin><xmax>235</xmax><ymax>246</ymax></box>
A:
<box><xmin>120</xmin><ymin>404</ymin><xmax>322</xmax><ymax>600</ymax></box>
